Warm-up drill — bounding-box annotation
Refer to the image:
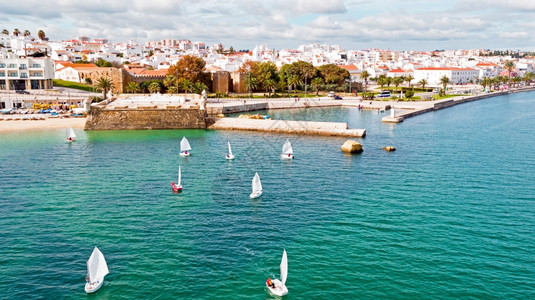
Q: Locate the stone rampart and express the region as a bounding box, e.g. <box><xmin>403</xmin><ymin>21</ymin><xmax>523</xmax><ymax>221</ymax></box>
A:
<box><xmin>85</xmin><ymin>107</ymin><xmax>207</xmax><ymax>130</ymax></box>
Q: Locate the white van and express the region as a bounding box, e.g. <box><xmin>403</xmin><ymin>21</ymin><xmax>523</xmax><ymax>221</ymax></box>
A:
<box><xmin>377</xmin><ymin>91</ymin><xmax>391</xmax><ymax>98</ymax></box>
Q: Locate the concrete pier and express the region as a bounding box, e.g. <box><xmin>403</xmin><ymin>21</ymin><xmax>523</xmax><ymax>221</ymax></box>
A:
<box><xmin>208</xmin><ymin>118</ymin><xmax>366</xmax><ymax>137</ymax></box>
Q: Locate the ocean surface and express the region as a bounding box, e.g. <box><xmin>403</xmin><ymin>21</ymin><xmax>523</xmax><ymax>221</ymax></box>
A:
<box><xmin>1</xmin><ymin>92</ymin><xmax>534</xmax><ymax>299</ymax></box>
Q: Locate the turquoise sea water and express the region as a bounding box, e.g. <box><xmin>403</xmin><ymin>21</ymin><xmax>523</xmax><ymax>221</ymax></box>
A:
<box><xmin>1</xmin><ymin>92</ymin><xmax>534</xmax><ymax>299</ymax></box>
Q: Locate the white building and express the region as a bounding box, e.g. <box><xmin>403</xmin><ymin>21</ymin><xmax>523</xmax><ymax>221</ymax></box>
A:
<box><xmin>0</xmin><ymin>53</ymin><xmax>54</xmax><ymax>91</ymax></box>
<box><xmin>413</xmin><ymin>67</ymin><xmax>479</xmax><ymax>85</ymax></box>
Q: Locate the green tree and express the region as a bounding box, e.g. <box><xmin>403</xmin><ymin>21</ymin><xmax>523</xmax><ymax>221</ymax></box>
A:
<box><xmin>126</xmin><ymin>82</ymin><xmax>141</xmax><ymax>93</ymax></box>
<box><xmin>148</xmin><ymin>82</ymin><xmax>161</xmax><ymax>93</ymax></box>
<box><xmin>1</xmin><ymin>29</ymin><xmax>8</xmax><ymax>35</ymax></box>
<box><xmin>163</xmin><ymin>75</ymin><xmax>178</xmax><ymax>92</ymax></box>
<box><xmin>393</xmin><ymin>76</ymin><xmax>404</xmax><ymax>91</ymax></box>
<box><xmin>360</xmin><ymin>70</ymin><xmax>370</xmax><ymax>93</ymax></box>
<box><xmin>23</xmin><ymin>30</ymin><xmax>30</xmax><ymax>36</ymax></box>
<box><xmin>377</xmin><ymin>76</ymin><xmax>387</xmax><ymax>89</ymax></box>
<box><xmin>37</xmin><ymin>30</ymin><xmax>46</xmax><ymax>40</ymax></box>
<box><xmin>440</xmin><ymin>75</ymin><xmax>450</xmax><ymax>94</ymax></box>
<box><xmin>148</xmin><ymin>50</ymin><xmax>154</xmax><ymax>57</ymax></box>
<box><xmin>405</xmin><ymin>74</ymin><xmax>414</xmax><ymax>88</ymax></box>
<box><xmin>13</xmin><ymin>28</ymin><xmax>20</xmax><ymax>36</ymax></box>
<box><xmin>288</xmin><ymin>74</ymin><xmax>302</xmax><ymax>96</ymax></box>
<box><xmin>523</xmin><ymin>72</ymin><xmax>534</xmax><ymax>85</ymax></box>
<box><xmin>94</xmin><ymin>77</ymin><xmax>115</xmax><ymax>99</ymax></box>
<box><xmin>95</xmin><ymin>58</ymin><xmax>112</xmax><ymax>67</ymax></box>
<box><xmin>192</xmin><ymin>82</ymin><xmax>208</xmax><ymax>94</ymax></box>
<box><xmin>504</xmin><ymin>60</ymin><xmax>515</xmax><ymax>82</ymax></box>
<box><xmin>179</xmin><ymin>78</ymin><xmax>192</xmax><ymax>94</ymax></box>
<box><xmin>418</xmin><ymin>79</ymin><xmax>428</xmax><ymax>90</ymax></box>
<box><xmin>257</xmin><ymin>61</ymin><xmax>278</xmax><ymax>92</ymax></box>
<box><xmin>317</xmin><ymin>64</ymin><xmax>350</xmax><ymax>85</ymax></box>
<box><xmin>385</xmin><ymin>76</ymin><xmax>393</xmax><ymax>90</ymax></box>
<box><xmin>84</xmin><ymin>77</ymin><xmax>92</xmax><ymax>85</ymax></box>
<box><xmin>245</xmin><ymin>74</ymin><xmax>258</xmax><ymax>97</ymax></box>
<box><xmin>311</xmin><ymin>77</ymin><xmax>324</xmax><ymax>96</ymax></box>
<box><xmin>264</xmin><ymin>78</ymin><xmax>277</xmax><ymax>96</ymax></box>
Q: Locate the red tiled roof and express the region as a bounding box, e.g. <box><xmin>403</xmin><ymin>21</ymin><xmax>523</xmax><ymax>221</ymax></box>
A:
<box><xmin>389</xmin><ymin>68</ymin><xmax>406</xmax><ymax>73</ymax></box>
<box><xmin>417</xmin><ymin>67</ymin><xmax>476</xmax><ymax>71</ymax></box>
<box><xmin>337</xmin><ymin>65</ymin><xmax>359</xmax><ymax>71</ymax></box>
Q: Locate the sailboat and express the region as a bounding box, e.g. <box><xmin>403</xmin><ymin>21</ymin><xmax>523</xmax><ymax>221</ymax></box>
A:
<box><xmin>266</xmin><ymin>249</ymin><xmax>288</xmax><ymax>296</ymax></box>
<box><xmin>249</xmin><ymin>172</ymin><xmax>262</xmax><ymax>199</ymax></box>
<box><xmin>225</xmin><ymin>141</ymin><xmax>235</xmax><ymax>160</ymax></box>
<box><xmin>180</xmin><ymin>137</ymin><xmax>191</xmax><ymax>157</ymax></box>
<box><xmin>171</xmin><ymin>166</ymin><xmax>183</xmax><ymax>193</ymax></box>
<box><xmin>85</xmin><ymin>247</ymin><xmax>109</xmax><ymax>294</ymax></box>
<box><xmin>66</xmin><ymin>126</ymin><xmax>76</xmax><ymax>142</ymax></box>
<box><xmin>280</xmin><ymin>139</ymin><xmax>294</xmax><ymax>159</ymax></box>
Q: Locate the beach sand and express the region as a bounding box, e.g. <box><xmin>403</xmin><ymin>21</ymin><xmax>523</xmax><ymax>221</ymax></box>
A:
<box><xmin>0</xmin><ymin>117</ymin><xmax>87</xmax><ymax>132</ymax></box>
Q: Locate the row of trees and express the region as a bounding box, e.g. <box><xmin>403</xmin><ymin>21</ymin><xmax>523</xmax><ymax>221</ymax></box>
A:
<box><xmin>359</xmin><ymin>71</ymin><xmax>429</xmax><ymax>92</ymax></box>
<box><xmin>1</xmin><ymin>29</ymin><xmax>46</xmax><ymax>40</ymax></box>
<box><xmin>240</xmin><ymin>60</ymin><xmax>350</xmax><ymax>96</ymax></box>
<box><xmin>480</xmin><ymin>72</ymin><xmax>534</xmax><ymax>90</ymax></box>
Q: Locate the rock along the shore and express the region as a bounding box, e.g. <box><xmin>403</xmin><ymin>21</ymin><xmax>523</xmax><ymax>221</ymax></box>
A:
<box><xmin>341</xmin><ymin>140</ymin><xmax>363</xmax><ymax>153</ymax></box>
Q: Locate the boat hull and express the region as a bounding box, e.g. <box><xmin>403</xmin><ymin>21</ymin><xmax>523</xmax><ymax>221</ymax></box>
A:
<box><xmin>179</xmin><ymin>152</ymin><xmax>191</xmax><ymax>157</ymax></box>
<box><xmin>267</xmin><ymin>279</ymin><xmax>288</xmax><ymax>296</ymax></box>
<box><xmin>171</xmin><ymin>183</ymin><xmax>182</xmax><ymax>193</ymax></box>
<box><xmin>226</xmin><ymin>154</ymin><xmax>235</xmax><ymax>160</ymax></box>
<box><xmin>250</xmin><ymin>191</ymin><xmax>262</xmax><ymax>199</ymax></box>
<box><xmin>280</xmin><ymin>154</ymin><xmax>294</xmax><ymax>160</ymax></box>
<box><xmin>85</xmin><ymin>277</ymin><xmax>104</xmax><ymax>293</ymax></box>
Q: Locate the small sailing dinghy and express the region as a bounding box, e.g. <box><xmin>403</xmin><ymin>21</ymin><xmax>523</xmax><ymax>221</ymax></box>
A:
<box><xmin>280</xmin><ymin>139</ymin><xmax>294</xmax><ymax>159</ymax></box>
<box><xmin>180</xmin><ymin>137</ymin><xmax>191</xmax><ymax>157</ymax></box>
<box><xmin>171</xmin><ymin>166</ymin><xmax>183</xmax><ymax>193</ymax></box>
<box><xmin>249</xmin><ymin>172</ymin><xmax>263</xmax><ymax>199</ymax></box>
<box><xmin>85</xmin><ymin>247</ymin><xmax>109</xmax><ymax>294</ymax></box>
<box><xmin>266</xmin><ymin>249</ymin><xmax>288</xmax><ymax>296</ymax></box>
<box><xmin>66</xmin><ymin>126</ymin><xmax>76</xmax><ymax>142</ymax></box>
<box><xmin>226</xmin><ymin>141</ymin><xmax>235</xmax><ymax>160</ymax></box>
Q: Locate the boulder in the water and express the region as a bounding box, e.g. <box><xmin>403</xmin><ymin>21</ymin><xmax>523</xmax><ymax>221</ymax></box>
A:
<box><xmin>341</xmin><ymin>140</ymin><xmax>363</xmax><ymax>153</ymax></box>
<box><xmin>383</xmin><ymin>146</ymin><xmax>396</xmax><ymax>152</ymax></box>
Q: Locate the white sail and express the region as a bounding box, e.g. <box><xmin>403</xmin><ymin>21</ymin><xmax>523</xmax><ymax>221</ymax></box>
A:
<box><xmin>282</xmin><ymin>140</ymin><xmax>293</xmax><ymax>155</ymax></box>
<box><xmin>280</xmin><ymin>249</ymin><xmax>288</xmax><ymax>285</ymax></box>
<box><xmin>252</xmin><ymin>172</ymin><xmax>262</xmax><ymax>194</ymax></box>
<box><xmin>67</xmin><ymin>126</ymin><xmax>76</xmax><ymax>139</ymax></box>
<box><xmin>87</xmin><ymin>247</ymin><xmax>109</xmax><ymax>283</ymax></box>
<box><xmin>178</xmin><ymin>166</ymin><xmax>182</xmax><ymax>186</ymax></box>
<box><xmin>227</xmin><ymin>141</ymin><xmax>233</xmax><ymax>156</ymax></box>
<box><xmin>180</xmin><ymin>137</ymin><xmax>191</xmax><ymax>152</ymax></box>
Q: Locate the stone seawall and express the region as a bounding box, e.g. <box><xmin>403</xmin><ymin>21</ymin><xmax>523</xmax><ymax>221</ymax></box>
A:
<box><xmin>85</xmin><ymin>107</ymin><xmax>207</xmax><ymax>130</ymax></box>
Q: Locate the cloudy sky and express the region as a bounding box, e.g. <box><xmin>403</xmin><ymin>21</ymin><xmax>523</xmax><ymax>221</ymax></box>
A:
<box><xmin>0</xmin><ymin>0</ymin><xmax>533</xmax><ymax>51</ymax></box>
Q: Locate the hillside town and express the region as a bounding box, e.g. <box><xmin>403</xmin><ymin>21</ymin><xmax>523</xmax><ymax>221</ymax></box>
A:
<box><xmin>1</xmin><ymin>29</ymin><xmax>534</xmax><ymax>110</ymax></box>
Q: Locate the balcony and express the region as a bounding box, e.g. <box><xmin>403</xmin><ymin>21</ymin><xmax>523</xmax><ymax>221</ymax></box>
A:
<box><xmin>8</xmin><ymin>73</ymin><xmax>18</xmax><ymax>77</ymax></box>
<box><xmin>30</xmin><ymin>73</ymin><xmax>43</xmax><ymax>77</ymax></box>
<box><xmin>0</xmin><ymin>73</ymin><xmax>5</xmax><ymax>77</ymax></box>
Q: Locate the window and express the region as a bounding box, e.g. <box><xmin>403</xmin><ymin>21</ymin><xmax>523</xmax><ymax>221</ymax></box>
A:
<box><xmin>0</xmin><ymin>72</ymin><xmax>5</xmax><ymax>77</ymax></box>
<box><xmin>21</xmin><ymin>73</ymin><xmax>28</xmax><ymax>78</ymax></box>
<box><xmin>9</xmin><ymin>72</ymin><xmax>17</xmax><ymax>77</ymax></box>
<box><xmin>32</xmin><ymin>64</ymin><xmax>41</xmax><ymax>68</ymax></box>
<box><xmin>31</xmin><ymin>73</ymin><xmax>42</xmax><ymax>77</ymax></box>
<box><xmin>0</xmin><ymin>63</ymin><xmax>5</xmax><ymax>68</ymax></box>
<box><xmin>19</xmin><ymin>64</ymin><xmax>26</xmax><ymax>69</ymax></box>
<box><xmin>9</xmin><ymin>64</ymin><xmax>16</xmax><ymax>68</ymax></box>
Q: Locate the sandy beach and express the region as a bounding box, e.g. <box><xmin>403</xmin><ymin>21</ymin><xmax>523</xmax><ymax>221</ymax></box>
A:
<box><xmin>0</xmin><ymin>117</ymin><xmax>86</xmax><ymax>132</ymax></box>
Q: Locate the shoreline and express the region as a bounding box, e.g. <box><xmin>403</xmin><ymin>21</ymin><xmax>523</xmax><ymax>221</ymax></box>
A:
<box><xmin>0</xmin><ymin>117</ymin><xmax>87</xmax><ymax>133</ymax></box>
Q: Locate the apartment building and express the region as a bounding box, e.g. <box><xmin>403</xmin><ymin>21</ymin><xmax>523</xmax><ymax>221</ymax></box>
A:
<box><xmin>0</xmin><ymin>54</ymin><xmax>54</xmax><ymax>91</ymax></box>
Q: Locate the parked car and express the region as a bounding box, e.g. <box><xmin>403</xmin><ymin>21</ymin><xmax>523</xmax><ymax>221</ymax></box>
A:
<box><xmin>328</xmin><ymin>91</ymin><xmax>335</xmax><ymax>97</ymax></box>
<box><xmin>376</xmin><ymin>91</ymin><xmax>391</xmax><ymax>98</ymax></box>
<box><xmin>15</xmin><ymin>90</ymin><xmax>30</xmax><ymax>94</ymax></box>
<box><xmin>334</xmin><ymin>95</ymin><xmax>343</xmax><ymax>100</ymax></box>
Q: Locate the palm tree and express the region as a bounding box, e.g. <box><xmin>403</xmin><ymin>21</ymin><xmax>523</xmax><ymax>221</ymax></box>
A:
<box><xmin>523</xmin><ymin>72</ymin><xmax>534</xmax><ymax>86</ymax></box>
<box><xmin>148</xmin><ymin>82</ymin><xmax>161</xmax><ymax>93</ymax></box>
<box><xmin>311</xmin><ymin>77</ymin><xmax>324</xmax><ymax>96</ymax></box>
<box><xmin>37</xmin><ymin>30</ymin><xmax>46</xmax><ymax>40</ymax></box>
<box><xmin>1</xmin><ymin>29</ymin><xmax>8</xmax><ymax>35</ymax></box>
<box><xmin>405</xmin><ymin>74</ymin><xmax>414</xmax><ymax>88</ymax></box>
<box><xmin>13</xmin><ymin>29</ymin><xmax>20</xmax><ymax>36</ymax></box>
<box><xmin>393</xmin><ymin>77</ymin><xmax>404</xmax><ymax>92</ymax></box>
<box><xmin>385</xmin><ymin>76</ymin><xmax>393</xmax><ymax>90</ymax></box>
<box><xmin>180</xmin><ymin>79</ymin><xmax>192</xmax><ymax>95</ymax></box>
<box><xmin>94</xmin><ymin>77</ymin><xmax>115</xmax><ymax>99</ymax></box>
<box><xmin>288</xmin><ymin>75</ymin><xmax>302</xmax><ymax>96</ymax></box>
<box><xmin>192</xmin><ymin>82</ymin><xmax>208</xmax><ymax>94</ymax></box>
<box><xmin>440</xmin><ymin>75</ymin><xmax>450</xmax><ymax>95</ymax></box>
<box><xmin>23</xmin><ymin>30</ymin><xmax>30</xmax><ymax>37</ymax></box>
<box><xmin>264</xmin><ymin>78</ymin><xmax>276</xmax><ymax>96</ymax></box>
<box><xmin>504</xmin><ymin>60</ymin><xmax>515</xmax><ymax>82</ymax></box>
<box><xmin>245</xmin><ymin>75</ymin><xmax>258</xmax><ymax>97</ymax></box>
<box><xmin>126</xmin><ymin>82</ymin><xmax>141</xmax><ymax>93</ymax></box>
<box><xmin>360</xmin><ymin>70</ymin><xmax>370</xmax><ymax>93</ymax></box>
<box><xmin>163</xmin><ymin>75</ymin><xmax>177</xmax><ymax>92</ymax></box>
<box><xmin>418</xmin><ymin>79</ymin><xmax>428</xmax><ymax>90</ymax></box>
<box><xmin>84</xmin><ymin>77</ymin><xmax>92</xmax><ymax>85</ymax></box>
